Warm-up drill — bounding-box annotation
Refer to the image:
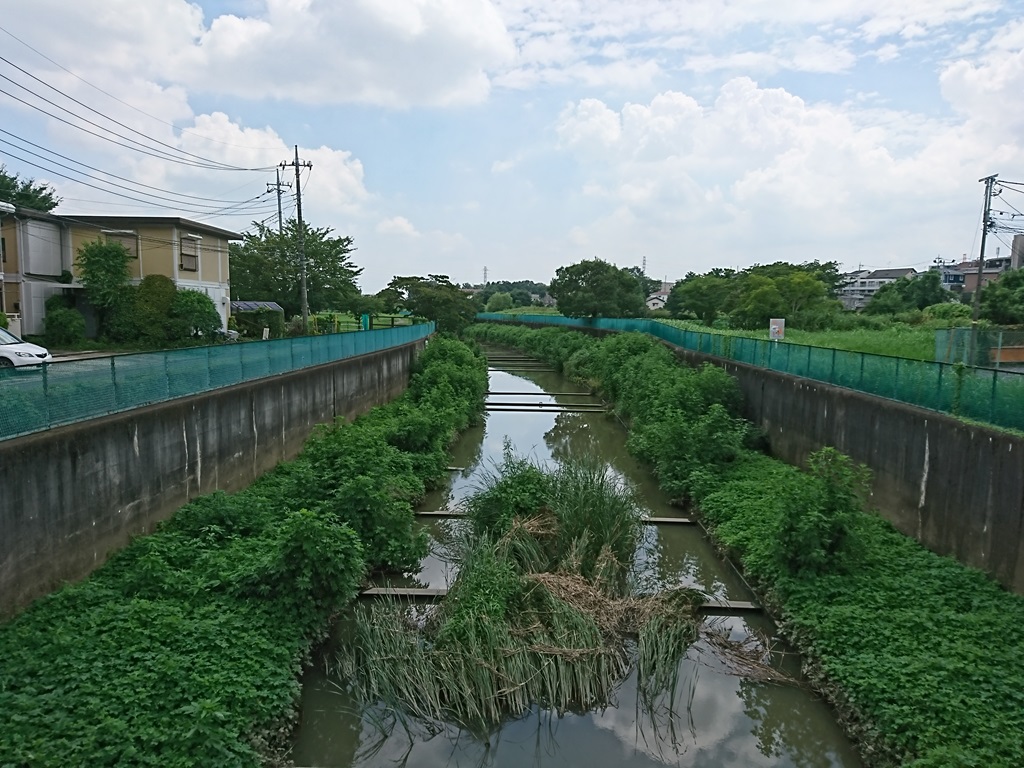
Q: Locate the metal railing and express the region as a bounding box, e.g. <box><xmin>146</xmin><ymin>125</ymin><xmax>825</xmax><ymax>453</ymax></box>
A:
<box><xmin>0</xmin><ymin>323</ymin><xmax>434</xmax><ymax>440</ymax></box>
<box><xmin>476</xmin><ymin>313</ymin><xmax>1024</xmax><ymax>433</ymax></box>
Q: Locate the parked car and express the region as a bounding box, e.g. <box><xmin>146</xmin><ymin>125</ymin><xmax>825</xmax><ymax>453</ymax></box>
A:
<box><xmin>0</xmin><ymin>327</ymin><xmax>52</xmax><ymax>368</ymax></box>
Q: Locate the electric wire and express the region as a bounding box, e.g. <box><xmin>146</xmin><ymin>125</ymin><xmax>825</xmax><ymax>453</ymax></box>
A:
<box><xmin>0</xmin><ymin>131</ymin><xmax>265</xmax><ymax>205</ymax></box>
<box><xmin>0</xmin><ymin>24</ymin><xmax>283</xmax><ymax>152</ymax></box>
<box><xmin>0</xmin><ymin>24</ymin><xmax>284</xmax><ymax>153</ymax></box>
<box><xmin>0</xmin><ymin>147</ymin><xmax>274</xmax><ymax>215</ymax></box>
<box><xmin>0</xmin><ymin>82</ymin><xmax>272</xmax><ymax>172</ymax></box>
<box><xmin>0</xmin><ymin>56</ymin><xmax>275</xmax><ymax>171</ymax></box>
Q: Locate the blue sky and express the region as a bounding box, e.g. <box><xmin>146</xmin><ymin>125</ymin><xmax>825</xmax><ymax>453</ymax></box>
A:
<box><xmin>2</xmin><ymin>0</ymin><xmax>1023</xmax><ymax>290</ymax></box>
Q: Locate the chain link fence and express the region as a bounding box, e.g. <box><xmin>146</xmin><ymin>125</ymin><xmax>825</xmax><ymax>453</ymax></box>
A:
<box><xmin>477</xmin><ymin>313</ymin><xmax>1024</xmax><ymax>433</ymax></box>
<box><xmin>0</xmin><ymin>323</ymin><xmax>434</xmax><ymax>441</ymax></box>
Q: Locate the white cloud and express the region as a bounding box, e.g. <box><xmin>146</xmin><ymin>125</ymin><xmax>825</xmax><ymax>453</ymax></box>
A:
<box><xmin>551</xmin><ymin>66</ymin><xmax>1022</xmax><ymax>275</ymax></box>
<box><xmin>940</xmin><ymin>19</ymin><xmax>1024</xmax><ymax>136</ymax></box>
<box><xmin>376</xmin><ymin>216</ymin><xmax>421</xmax><ymax>237</ymax></box>
<box><xmin>5</xmin><ymin>0</ymin><xmax>516</xmax><ymax>109</ymax></box>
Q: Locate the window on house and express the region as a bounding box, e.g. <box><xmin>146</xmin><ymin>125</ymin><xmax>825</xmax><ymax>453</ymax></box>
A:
<box><xmin>180</xmin><ymin>237</ymin><xmax>198</xmax><ymax>272</ymax></box>
<box><xmin>1</xmin><ymin>236</ymin><xmax>5</xmax><ymax>263</ymax></box>
<box><xmin>106</xmin><ymin>233</ymin><xmax>137</xmax><ymax>259</ymax></box>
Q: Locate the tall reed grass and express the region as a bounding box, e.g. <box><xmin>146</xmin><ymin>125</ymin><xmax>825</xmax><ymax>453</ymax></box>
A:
<box><xmin>334</xmin><ymin>454</ymin><xmax>702</xmax><ymax>732</ymax></box>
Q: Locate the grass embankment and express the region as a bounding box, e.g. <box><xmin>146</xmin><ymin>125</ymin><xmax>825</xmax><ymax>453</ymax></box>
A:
<box><xmin>655</xmin><ymin>318</ymin><xmax>939</xmax><ymax>361</ymax></box>
<box><xmin>486</xmin><ymin>312</ymin><xmax>940</xmax><ymax>360</ymax></box>
<box><xmin>466</xmin><ymin>323</ymin><xmax>1024</xmax><ymax>767</ymax></box>
<box><xmin>337</xmin><ymin>454</ymin><xmax>702</xmax><ymax>731</ymax></box>
<box><xmin>0</xmin><ymin>337</ymin><xmax>487</xmax><ymax>767</ymax></box>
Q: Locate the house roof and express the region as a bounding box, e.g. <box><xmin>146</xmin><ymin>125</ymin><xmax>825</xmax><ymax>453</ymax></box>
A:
<box><xmin>231</xmin><ymin>300</ymin><xmax>284</xmax><ymax>312</ymax></box>
<box><xmin>3</xmin><ymin>206</ymin><xmax>244</xmax><ymax>240</ymax></box>
<box><xmin>67</xmin><ymin>215</ymin><xmax>243</xmax><ymax>240</ymax></box>
<box><xmin>864</xmin><ymin>268</ymin><xmax>917</xmax><ymax>280</ymax></box>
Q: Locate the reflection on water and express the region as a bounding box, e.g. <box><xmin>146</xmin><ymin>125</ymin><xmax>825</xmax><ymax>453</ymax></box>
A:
<box><xmin>291</xmin><ymin>352</ymin><xmax>862</xmax><ymax>767</ymax></box>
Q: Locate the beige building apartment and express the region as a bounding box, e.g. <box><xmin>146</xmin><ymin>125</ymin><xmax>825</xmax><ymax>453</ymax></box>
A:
<box><xmin>1</xmin><ymin>206</ymin><xmax>240</xmax><ymax>336</ymax></box>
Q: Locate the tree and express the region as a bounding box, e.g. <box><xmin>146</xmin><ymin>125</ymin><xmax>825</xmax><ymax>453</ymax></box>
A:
<box><xmin>729</xmin><ymin>275</ymin><xmax>787</xmax><ymax>328</ymax></box>
<box><xmin>548</xmin><ymin>259</ymin><xmax>646</xmax><ymax>318</ymax></box>
<box><xmin>979</xmin><ymin>269</ymin><xmax>1024</xmax><ymax>325</ymax></box>
<box><xmin>667</xmin><ymin>274</ymin><xmax>733</xmax><ymax>325</ymax></box>
<box><xmin>382</xmin><ymin>275</ymin><xmax>477</xmax><ymax>333</ymax></box>
<box><xmin>865</xmin><ymin>272</ymin><xmax>953</xmax><ymax>315</ymax></box>
<box><xmin>0</xmin><ymin>165</ymin><xmax>61</xmax><ymax>211</ymax></box>
<box><xmin>168</xmin><ymin>290</ymin><xmax>222</xmax><ymax>339</ymax></box>
<box><xmin>75</xmin><ymin>239</ymin><xmax>136</xmax><ymax>334</ymax></box>
<box><xmin>342</xmin><ymin>293</ymin><xmax>385</xmax><ymax>325</ymax></box>
<box><xmin>229</xmin><ymin>219</ymin><xmax>361</xmax><ymax>318</ymax></box>
<box><xmin>485</xmin><ymin>292</ymin><xmax>513</xmax><ymax>312</ymax></box>
<box><xmin>136</xmin><ymin>275</ymin><xmax>178</xmax><ymax>343</ymax></box>
<box><xmin>624</xmin><ymin>266</ymin><xmax>660</xmax><ymax>298</ymax></box>
<box><xmin>509</xmin><ymin>288</ymin><xmax>533</xmax><ymax>307</ymax></box>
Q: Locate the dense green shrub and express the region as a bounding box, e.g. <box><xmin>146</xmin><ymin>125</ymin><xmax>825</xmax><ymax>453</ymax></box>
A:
<box><xmin>0</xmin><ymin>336</ymin><xmax>487</xmax><ymax>766</ymax></box>
<box><xmin>168</xmin><ymin>289</ymin><xmax>222</xmax><ymax>340</ymax></box>
<box><xmin>43</xmin><ymin>305</ymin><xmax>86</xmax><ymax>346</ymax></box>
<box><xmin>136</xmin><ymin>274</ymin><xmax>178</xmax><ymax>342</ymax></box>
<box><xmin>104</xmin><ymin>284</ymin><xmax>144</xmax><ymax>343</ymax></box>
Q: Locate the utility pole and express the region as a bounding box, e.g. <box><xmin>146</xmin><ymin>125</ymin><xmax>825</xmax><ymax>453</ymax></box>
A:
<box><xmin>266</xmin><ymin>169</ymin><xmax>292</xmax><ymax>236</ymax></box>
<box><xmin>280</xmin><ymin>146</ymin><xmax>312</xmax><ymax>329</ymax></box>
<box><xmin>969</xmin><ymin>173</ymin><xmax>998</xmax><ymax>363</ymax></box>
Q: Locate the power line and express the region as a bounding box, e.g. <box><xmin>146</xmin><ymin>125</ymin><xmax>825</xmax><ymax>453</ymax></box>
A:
<box><xmin>0</xmin><ymin>146</ymin><xmax>274</xmax><ymax>216</ymax></box>
<box><xmin>0</xmin><ymin>24</ymin><xmax>284</xmax><ymax>153</ymax></box>
<box><xmin>0</xmin><ymin>130</ymin><xmax>265</xmax><ymax>205</ymax></box>
<box><xmin>0</xmin><ymin>55</ymin><xmax>275</xmax><ymax>171</ymax></box>
<box><xmin>0</xmin><ymin>84</ymin><xmax>256</xmax><ymax>171</ymax></box>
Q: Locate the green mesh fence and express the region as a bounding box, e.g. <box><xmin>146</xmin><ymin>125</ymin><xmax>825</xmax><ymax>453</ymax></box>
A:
<box><xmin>476</xmin><ymin>313</ymin><xmax>1024</xmax><ymax>433</ymax></box>
<box><xmin>0</xmin><ymin>323</ymin><xmax>434</xmax><ymax>441</ymax></box>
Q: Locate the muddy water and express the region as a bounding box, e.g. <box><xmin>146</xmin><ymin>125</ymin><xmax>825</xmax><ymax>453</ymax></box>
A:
<box><xmin>290</xmin><ymin>353</ymin><xmax>862</xmax><ymax>768</ymax></box>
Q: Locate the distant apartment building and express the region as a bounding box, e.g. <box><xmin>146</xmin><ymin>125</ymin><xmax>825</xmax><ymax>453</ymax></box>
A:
<box><xmin>954</xmin><ymin>235</ymin><xmax>1024</xmax><ymax>293</ymax></box>
<box><xmin>0</xmin><ymin>205</ymin><xmax>240</xmax><ymax>335</ymax></box>
<box><xmin>839</xmin><ymin>268</ymin><xmax>918</xmax><ymax>310</ymax></box>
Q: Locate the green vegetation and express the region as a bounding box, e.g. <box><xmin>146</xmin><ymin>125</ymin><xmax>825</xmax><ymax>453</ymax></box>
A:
<box><xmin>979</xmin><ymin>268</ymin><xmax>1024</xmax><ymax>324</ymax></box>
<box><xmin>229</xmin><ymin>218</ymin><xmax>361</xmax><ymax>320</ymax></box>
<box><xmin>466</xmin><ymin>322</ymin><xmax>1024</xmax><ymax>767</ymax></box>
<box><xmin>656</xmin><ymin>317</ymin><xmax>939</xmax><ymax>360</ymax></box>
<box><xmin>548</xmin><ymin>258</ymin><xmax>646</xmax><ymax>318</ymax></box>
<box><xmin>378</xmin><ymin>274</ymin><xmax>477</xmax><ymax>333</ymax></box>
<box><xmin>666</xmin><ymin>261</ymin><xmax>842</xmax><ymax>329</ymax></box>
<box><xmin>336</xmin><ymin>453</ymin><xmax>702</xmax><ymax>730</ymax></box>
<box><xmin>0</xmin><ymin>165</ymin><xmax>61</xmax><ymax>211</ymax></box>
<box><xmin>0</xmin><ymin>336</ymin><xmax>487</xmax><ymax>766</ymax></box>
<box><xmin>75</xmin><ymin>239</ymin><xmax>137</xmax><ymax>335</ymax></box>
<box><xmin>865</xmin><ymin>271</ymin><xmax>955</xmax><ymax>315</ymax></box>
<box><xmin>43</xmin><ymin>294</ymin><xmax>87</xmax><ymax>346</ymax></box>
<box><xmin>471</xmin><ymin>279</ymin><xmax>548</xmax><ymax>310</ymax></box>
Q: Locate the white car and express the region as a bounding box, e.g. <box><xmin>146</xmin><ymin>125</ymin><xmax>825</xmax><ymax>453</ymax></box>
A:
<box><xmin>0</xmin><ymin>327</ymin><xmax>52</xmax><ymax>368</ymax></box>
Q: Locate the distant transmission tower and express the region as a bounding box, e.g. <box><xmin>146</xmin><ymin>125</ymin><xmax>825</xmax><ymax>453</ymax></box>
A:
<box><xmin>642</xmin><ymin>255</ymin><xmax>647</xmax><ymax>276</ymax></box>
<box><xmin>483</xmin><ymin>266</ymin><xmax>488</xmax><ymax>286</ymax></box>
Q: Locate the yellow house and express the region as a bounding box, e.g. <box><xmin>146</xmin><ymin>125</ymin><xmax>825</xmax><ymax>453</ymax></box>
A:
<box><xmin>0</xmin><ymin>205</ymin><xmax>241</xmax><ymax>336</ymax></box>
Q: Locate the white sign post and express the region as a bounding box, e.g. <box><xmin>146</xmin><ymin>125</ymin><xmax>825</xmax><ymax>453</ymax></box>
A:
<box><xmin>769</xmin><ymin>318</ymin><xmax>785</xmax><ymax>341</ymax></box>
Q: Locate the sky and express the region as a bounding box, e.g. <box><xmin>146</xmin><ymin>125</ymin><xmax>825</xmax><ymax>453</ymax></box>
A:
<box><xmin>1</xmin><ymin>0</ymin><xmax>1023</xmax><ymax>292</ymax></box>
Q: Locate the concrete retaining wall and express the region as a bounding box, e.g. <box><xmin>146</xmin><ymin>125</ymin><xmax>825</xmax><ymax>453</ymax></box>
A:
<box><xmin>0</xmin><ymin>340</ymin><xmax>425</xmax><ymax>619</ymax></box>
<box><xmin>671</xmin><ymin>347</ymin><xmax>1024</xmax><ymax>594</ymax></box>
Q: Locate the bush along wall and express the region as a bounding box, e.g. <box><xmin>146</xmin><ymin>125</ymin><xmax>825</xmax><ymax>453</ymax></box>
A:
<box><xmin>466</xmin><ymin>323</ymin><xmax>1024</xmax><ymax>767</ymax></box>
<box><xmin>0</xmin><ymin>336</ymin><xmax>488</xmax><ymax>767</ymax></box>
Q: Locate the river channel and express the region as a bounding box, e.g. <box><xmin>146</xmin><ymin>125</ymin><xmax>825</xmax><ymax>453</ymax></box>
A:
<box><xmin>290</xmin><ymin>350</ymin><xmax>863</xmax><ymax>767</ymax></box>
